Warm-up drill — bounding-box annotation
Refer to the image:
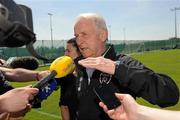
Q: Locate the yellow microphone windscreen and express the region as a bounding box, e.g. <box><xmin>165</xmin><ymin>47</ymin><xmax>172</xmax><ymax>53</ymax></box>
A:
<box><xmin>49</xmin><ymin>56</ymin><xmax>75</xmax><ymax>78</ymax></box>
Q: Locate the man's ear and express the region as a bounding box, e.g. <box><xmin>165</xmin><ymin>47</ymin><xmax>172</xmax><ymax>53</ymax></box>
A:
<box><xmin>99</xmin><ymin>29</ymin><xmax>108</xmax><ymax>42</ymax></box>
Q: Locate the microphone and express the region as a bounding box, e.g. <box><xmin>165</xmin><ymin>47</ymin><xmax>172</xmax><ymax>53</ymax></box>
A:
<box><xmin>33</xmin><ymin>56</ymin><xmax>75</xmax><ymax>88</ymax></box>
<box><xmin>32</xmin><ymin>56</ymin><xmax>75</xmax><ymax>108</ymax></box>
<box><xmin>49</xmin><ymin>55</ymin><xmax>75</xmax><ymax>78</ymax></box>
<box><xmin>6</xmin><ymin>56</ymin><xmax>39</xmax><ymax>70</ymax></box>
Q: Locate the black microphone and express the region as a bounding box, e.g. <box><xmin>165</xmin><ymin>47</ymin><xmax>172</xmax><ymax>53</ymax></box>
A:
<box><xmin>6</xmin><ymin>56</ymin><xmax>39</xmax><ymax>70</ymax></box>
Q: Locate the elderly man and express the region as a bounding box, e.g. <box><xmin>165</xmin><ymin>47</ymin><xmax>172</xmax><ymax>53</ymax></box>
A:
<box><xmin>74</xmin><ymin>13</ymin><xmax>179</xmax><ymax>120</ymax></box>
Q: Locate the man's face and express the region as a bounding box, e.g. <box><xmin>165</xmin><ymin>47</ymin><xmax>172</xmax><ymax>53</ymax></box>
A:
<box><xmin>74</xmin><ymin>19</ymin><xmax>105</xmax><ymax>58</ymax></box>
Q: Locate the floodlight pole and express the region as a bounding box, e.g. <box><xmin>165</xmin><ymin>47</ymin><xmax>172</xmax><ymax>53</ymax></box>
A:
<box><xmin>108</xmin><ymin>25</ymin><xmax>111</xmax><ymax>43</ymax></box>
<box><xmin>123</xmin><ymin>28</ymin><xmax>126</xmax><ymax>41</ymax></box>
<box><xmin>48</xmin><ymin>13</ymin><xmax>53</xmax><ymax>48</ymax></box>
<box><xmin>171</xmin><ymin>7</ymin><xmax>180</xmax><ymax>38</ymax></box>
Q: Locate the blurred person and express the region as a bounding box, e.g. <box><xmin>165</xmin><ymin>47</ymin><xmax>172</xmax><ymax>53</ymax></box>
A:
<box><xmin>73</xmin><ymin>13</ymin><xmax>179</xmax><ymax>120</ymax></box>
<box><xmin>58</xmin><ymin>38</ymin><xmax>80</xmax><ymax>120</ymax></box>
<box><xmin>99</xmin><ymin>93</ymin><xmax>180</xmax><ymax>120</ymax></box>
<box><xmin>64</xmin><ymin>38</ymin><xmax>81</xmax><ymax>60</ymax></box>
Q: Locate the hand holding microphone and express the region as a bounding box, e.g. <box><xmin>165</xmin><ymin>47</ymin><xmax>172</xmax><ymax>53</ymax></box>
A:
<box><xmin>32</xmin><ymin>56</ymin><xmax>75</xmax><ymax>108</ymax></box>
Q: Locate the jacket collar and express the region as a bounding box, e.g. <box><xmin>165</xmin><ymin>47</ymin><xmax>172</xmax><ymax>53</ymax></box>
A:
<box><xmin>103</xmin><ymin>44</ymin><xmax>116</xmax><ymax>61</ymax></box>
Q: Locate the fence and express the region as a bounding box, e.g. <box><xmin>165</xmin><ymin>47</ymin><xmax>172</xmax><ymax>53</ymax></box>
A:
<box><xmin>0</xmin><ymin>38</ymin><xmax>180</xmax><ymax>61</ymax></box>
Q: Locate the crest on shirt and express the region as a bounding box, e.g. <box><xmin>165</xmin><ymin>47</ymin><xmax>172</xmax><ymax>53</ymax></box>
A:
<box><xmin>99</xmin><ymin>73</ymin><xmax>112</xmax><ymax>84</ymax></box>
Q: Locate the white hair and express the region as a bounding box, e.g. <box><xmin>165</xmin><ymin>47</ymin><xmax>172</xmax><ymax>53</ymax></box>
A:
<box><xmin>75</xmin><ymin>13</ymin><xmax>107</xmax><ymax>30</ymax></box>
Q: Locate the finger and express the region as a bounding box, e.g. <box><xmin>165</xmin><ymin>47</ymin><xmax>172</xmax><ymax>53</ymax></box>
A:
<box><xmin>26</xmin><ymin>88</ymin><xmax>39</xmax><ymax>96</ymax></box>
<box><xmin>79</xmin><ymin>57</ymin><xmax>97</xmax><ymax>61</ymax></box>
<box><xmin>107</xmin><ymin>109</ymin><xmax>116</xmax><ymax>119</ymax></box>
<box><xmin>78</xmin><ymin>57</ymin><xmax>98</xmax><ymax>63</ymax></box>
<box><xmin>99</xmin><ymin>102</ymin><xmax>108</xmax><ymax>112</ymax></box>
<box><xmin>29</xmin><ymin>93</ymin><xmax>35</xmax><ymax>100</ymax></box>
<box><xmin>79</xmin><ymin>60</ymin><xmax>97</xmax><ymax>65</ymax></box>
<box><xmin>26</xmin><ymin>104</ymin><xmax>32</xmax><ymax>110</ymax></box>
<box><xmin>118</xmin><ymin>113</ymin><xmax>126</xmax><ymax>120</ymax></box>
<box><xmin>115</xmin><ymin>93</ymin><xmax>126</xmax><ymax>102</ymax></box>
<box><xmin>99</xmin><ymin>102</ymin><xmax>103</xmax><ymax>106</ymax></box>
<box><xmin>78</xmin><ymin>61</ymin><xmax>97</xmax><ymax>68</ymax></box>
<box><xmin>21</xmin><ymin>104</ymin><xmax>31</xmax><ymax>116</ymax></box>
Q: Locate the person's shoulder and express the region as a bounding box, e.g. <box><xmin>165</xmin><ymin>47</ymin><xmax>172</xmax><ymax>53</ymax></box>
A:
<box><xmin>116</xmin><ymin>53</ymin><xmax>136</xmax><ymax>63</ymax></box>
<box><xmin>116</xmin><ymin>53</ymin><xmax>129</xmax><ymax>59</ymax></box>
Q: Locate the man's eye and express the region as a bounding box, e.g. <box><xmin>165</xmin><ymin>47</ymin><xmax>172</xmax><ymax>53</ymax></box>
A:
<box><xmin>82</xmin><ymin>33</ymin><xmax>88</xmax><ymax>38</ymax></box>
<box><xmin>74</xmin><ymin>35</ymin><xmax>78</xmax><ymax>38</ymax></box>
<box><xmin>82</xmin><ymin>33</ymin><xmax>87</xmax><ymax>36</ymax></box>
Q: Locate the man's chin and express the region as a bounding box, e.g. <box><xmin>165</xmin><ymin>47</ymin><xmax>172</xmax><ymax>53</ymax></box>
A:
<box><xmin>83</xmin><ymin>54</ymin><xmax>90</xmax><ymax>58</ymax></box>
<box><xmin>82</xmin><ymin>52</ymin><xmax>94</xmax><ymax>58</ymax></box>
<box><xmin>81</xmin><ymin>49</ymin><xmax>96</xmax><ymax>58</ymax></box>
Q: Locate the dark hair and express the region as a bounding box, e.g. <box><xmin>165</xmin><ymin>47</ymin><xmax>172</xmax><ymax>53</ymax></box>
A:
<box><xmin>67</xmin><ymin>37</ymin><xmax>80</xmax><ymax>53</ymax></box>
<box><xmin>7</xmin><ymin>56</ymin><xmax>39</xmax><ymax>70</ymax></box>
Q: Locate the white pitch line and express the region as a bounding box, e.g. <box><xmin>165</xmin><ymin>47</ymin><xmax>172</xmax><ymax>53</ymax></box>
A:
<box><xmin>33</xmin><ymin>109</ymin><xmax>61</xmax><ymax>119</ymax></box>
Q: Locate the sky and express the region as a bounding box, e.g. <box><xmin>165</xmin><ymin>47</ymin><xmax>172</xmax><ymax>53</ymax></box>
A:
<box><xmin>14</xmin><ymin>0</ymin><xmax>180</xmax><ymax>41</ymax></box>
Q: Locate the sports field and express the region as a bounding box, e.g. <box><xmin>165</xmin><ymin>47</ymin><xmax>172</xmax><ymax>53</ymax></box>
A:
<box><xmin>12</xmin><ymin>49</ymin><xmax>180</xmax><ymax>120</ymax></box>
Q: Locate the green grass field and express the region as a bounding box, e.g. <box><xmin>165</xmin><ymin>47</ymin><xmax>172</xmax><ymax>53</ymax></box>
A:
<box><xmin>131</xmin><ymin>49</ymin><xmax>180</xmax><ymax>111</ymax></box>
<box><xmin>12</xmin><ymin>49</ymin><xmax>180</xmax><ymax>120</ymax></box>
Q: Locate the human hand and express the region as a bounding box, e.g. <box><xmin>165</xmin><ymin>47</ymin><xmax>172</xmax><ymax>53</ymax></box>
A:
<box><xmin>99</xmin><ymin>93</ymin><xmax>139</xmax><ymax>120</ymax></box>
<box><xmin>37</xmin><ymin>70</ymin><xmax>50</xmax><ymax>81</ymax></box>
<box><xmin>0</xmin><ymin>86</ymin><xmax>39</xmax><ymax>113</ymax></box>
<box><xmin>0</xmin><ymin>59</ymin><xmax>6</xmax><ymax>65</ymax></box>
<box><xmin>9</xmin><ymin>106</ymin><xmax>31</xmax><ymax>118</ymax></box>
<box><xmin>78</xmin><ymin>57</ymin><xmax>116</xmax><ymax>74</ymax></box>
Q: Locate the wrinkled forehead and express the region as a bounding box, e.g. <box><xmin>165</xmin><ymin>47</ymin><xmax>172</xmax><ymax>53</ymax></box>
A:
<box><xmin>75</xmin><ymin>17</ymin><xmax>96</xmax><ymax>28</ymax></box>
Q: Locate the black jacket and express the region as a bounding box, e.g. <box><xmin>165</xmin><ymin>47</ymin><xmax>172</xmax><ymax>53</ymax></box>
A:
<box><xmin>75</xmin><ymin>45</ymin><xmax>179</xmax><ymax>120</ymax></box>
<box><xmin>0</xmin><ymin>69</ymin><xmax>14</xmax><ymax>95</ymax></box>
<box><xmin>57</xmin><ymin>74</ymin><xmax>78</xmax><ymax>120</ymax></box>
